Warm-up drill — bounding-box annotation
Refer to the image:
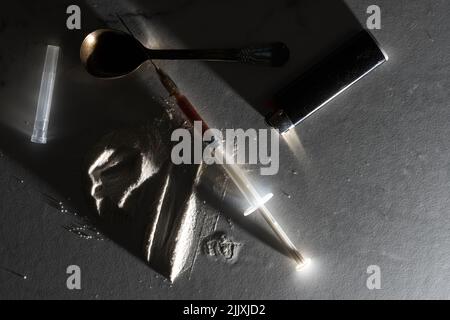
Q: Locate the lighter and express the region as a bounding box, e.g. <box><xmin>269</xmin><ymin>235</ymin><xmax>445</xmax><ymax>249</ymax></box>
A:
<box><xmin>266</xmin><ymin>30</ymin><xmax>388</xmax><ymax>134</ymax></box>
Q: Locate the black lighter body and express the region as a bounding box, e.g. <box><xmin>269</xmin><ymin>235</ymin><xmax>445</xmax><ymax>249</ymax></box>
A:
<box><xmin>266</xmin><ymin>29</ymin><xmax>388</xmax><ymax>134</ymax></box>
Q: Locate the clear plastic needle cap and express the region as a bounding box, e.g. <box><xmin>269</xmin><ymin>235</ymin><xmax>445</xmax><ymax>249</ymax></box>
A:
<box><xmin>31</xmin><ymin>45</ymin><xmax>60</xmax><ymax>144</ymax></box>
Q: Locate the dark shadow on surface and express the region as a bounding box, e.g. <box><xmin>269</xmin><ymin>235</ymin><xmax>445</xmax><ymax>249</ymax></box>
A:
<box><xmin>108</xmin><ymin>0</ymin><xmax>362</xmax><ymax>255</ymax></box>
<box><xmin>0</xmin><ymin>0</ymin><xmax>362</xmax><ymax>275</ymax></box>
<box><xmin>124</xmin><ymin>0</ymin><xmax>362</xmax><ymax>116</ymax></box>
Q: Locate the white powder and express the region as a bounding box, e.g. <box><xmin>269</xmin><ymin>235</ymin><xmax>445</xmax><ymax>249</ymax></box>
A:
<box><xmin>86</xmin><ymin>121</ymin><xmax>203</xmax><ymax>282</ymax></box>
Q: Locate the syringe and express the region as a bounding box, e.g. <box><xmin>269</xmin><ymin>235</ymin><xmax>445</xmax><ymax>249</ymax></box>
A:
<box><xmin>154</xmin><ymin>65</ymin><xmax>309</xmax><ymax>270</ymax></box>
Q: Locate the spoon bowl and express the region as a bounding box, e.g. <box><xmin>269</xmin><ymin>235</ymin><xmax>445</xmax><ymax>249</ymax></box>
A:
<box><xmin>80</xmin><ymin>29</ymin><xmax>148</xmax><ymax>78</ymax></box>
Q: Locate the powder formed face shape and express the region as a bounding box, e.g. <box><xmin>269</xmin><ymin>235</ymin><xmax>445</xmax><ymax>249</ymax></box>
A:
<box><xmin>88</xmin><ymin>147</ymin><xmax>157</xmax><ymax>212</ymax></box>
<box><xmin>88</xmin><ymin>124</ymin><xmax>166</xmax><ymax>213</ymax></box>
<box><xmin>86</xmin><ymin>119</ymin><xmax>202</xmax><ymax>281</ymax></box>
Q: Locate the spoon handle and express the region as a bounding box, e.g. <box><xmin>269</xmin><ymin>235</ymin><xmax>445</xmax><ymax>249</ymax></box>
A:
<box><xmin>147</xmin><ymin>42</ymin><xmax>289</xmax><ymax>67</ymax></box>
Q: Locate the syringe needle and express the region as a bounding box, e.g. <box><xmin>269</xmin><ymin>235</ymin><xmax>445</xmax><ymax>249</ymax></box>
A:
<box><xmin>218</xmin><ymin>149</ymin><xmax>309</xmax><ymax>270</ymax></box>
<box><xmin>258</xmin><ymin>204</ymin><xmax>308</xmax><ymax>269</ymax></box>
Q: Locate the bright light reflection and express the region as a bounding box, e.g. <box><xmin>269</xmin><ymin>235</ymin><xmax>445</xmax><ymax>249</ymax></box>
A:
<box><xmin>243</xmin><ymin>192</ymin><xmax>273</xmax><ymax>216</ymax></box>
<box><xmin>282</xmin><ymin>128</ymin><xmax>308</xmax><ymax>164</ymax></box>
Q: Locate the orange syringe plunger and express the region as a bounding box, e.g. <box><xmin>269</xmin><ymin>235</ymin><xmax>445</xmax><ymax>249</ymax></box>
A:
<box><xmin>154</xmin><ymin>65</ymin><xmax>209</xmax><ymax>134</ymax></box>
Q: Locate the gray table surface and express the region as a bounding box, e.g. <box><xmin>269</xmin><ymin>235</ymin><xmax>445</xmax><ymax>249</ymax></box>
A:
<box><xmin>0</xmin><ymin>0</ymin><xmax>449</xmax><ymax>299</ymax></box>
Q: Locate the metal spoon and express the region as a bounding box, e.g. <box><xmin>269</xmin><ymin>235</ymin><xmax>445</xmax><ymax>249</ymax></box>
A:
<box><xmin>80</xmin><ymin>29</ymin><xmax>290</xmax><ymax>78</ymax></box>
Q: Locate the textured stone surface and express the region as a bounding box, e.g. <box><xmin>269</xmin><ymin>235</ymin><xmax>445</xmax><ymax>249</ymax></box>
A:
<box><xmin>0</xmin><ymin>0</ymin><xmax>449</xmax><ymax>299</ymax></box>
